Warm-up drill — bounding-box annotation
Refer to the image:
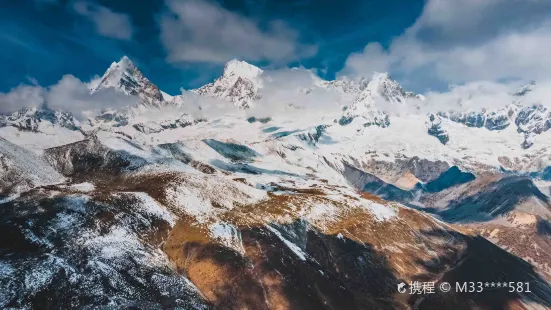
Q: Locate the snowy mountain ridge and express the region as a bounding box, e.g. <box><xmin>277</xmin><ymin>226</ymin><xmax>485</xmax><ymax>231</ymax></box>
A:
<box><xmin>0</xmin><ymin>105</ymin><xmax>80</xmax><ymax>132</ymax></box>
<box><xmin>1</xmin><ymin>56</ymin><xmax>550</xmax><ymax>152</ymax></box>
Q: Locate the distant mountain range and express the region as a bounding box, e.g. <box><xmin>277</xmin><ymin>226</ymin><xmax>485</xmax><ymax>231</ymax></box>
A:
<box><xmin>2</xmin><ymin>56</ymin><xmax>549</xmax><ymax>150</ymax></box>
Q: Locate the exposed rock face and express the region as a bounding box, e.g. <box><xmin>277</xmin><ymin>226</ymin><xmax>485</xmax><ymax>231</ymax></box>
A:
<box><xmin>343</xmin><ymin>163</ymin><xmax>414</xmax><ymax>201</ymax></box>
<box><xmin>485</xmin><ymin>110</ymin><xmax>511</xmax><ymax>130</ymax></box>
<box><xmin>344</xmin><ymin>163</ymin><xmax>476</xmax><ymax>203</ymax></box>
<box><xmin>438</xmin><ymin>108</ymin><xmax>512</xmax><ymax>131</ymax></box>
<box><xmin>297</xmin><ymin>124</ymin><xmax>330</xmax><ymax>145</ymax></box>
<box><xmin>89</xmin><ymin>108</ymin><xmax>131</xmax><ymax>128</ymax></box>
<box><xmin>339</xmin><ymin>106</ymin><xmax>390</xmax><ymax>127</ymax></box>
<box><xmin>90</xmin><ymin>56</ymin><xmax>166</xmax><ymax>108</ymax></box>
<box><xmin>43</xmin><ymin>137</ymin><xmax>142</xmax><ymax>179</ymax></box>
<box><xmin>437</xmin><ymin>176</ymin><xmax>551</xmax><ymax>223</ymax></box>
<box><xmin>349</xmin><ymin>157</ymin><xmax>450</xmax><ymax>186</ymax></box>
<box><xmin>515</xmin><ymin>104</ymin><xmax>551</xmax><ymax>148</ymax></box>
<box><xmin>368</xmin><ymin>72</ymin><xmax>424</xmax><ymax>104</ymax></box>
<box><xmin>247</xmin><ymin>116</ymin><xmax>272</xmax><ymax>124</ymax></box>
<box><xmin>513</xmin><ymin>104</ymin><xmax>547</xmax><ymax>134</ymax></box>
<box><xmin>446</xmin><ymin>111</ymin><xmax>486</xmax><ymax>128</ymax></box>
<box><xmin>363</xmin><ymin>113</ymin><xmax>390</xmax><ymax>128</ymax></box>
<box><xmin>416</xmin><ymin>173</ymin><xmax>551</xmax><ymax>281</ymax></box>
<box><xmin>427</xmin><ymin>113</ymin><xmax>449</xmax><ymax>144</ymax></box>
<box><xmin>398</xmin><ymin>157</ymin><xmax>451</xmax><ymax>183</ymax></box>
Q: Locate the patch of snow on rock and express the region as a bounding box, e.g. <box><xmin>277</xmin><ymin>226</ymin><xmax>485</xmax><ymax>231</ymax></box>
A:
<box><xmin>362</xmin><ymin>201</ymin><xmax>397</xmax><ymax>222</ymax></box>
<box><xmin>266</xmin><ymin>225</ymin><xmax>307</xmax><ymax>261</ymax></box>
<box><xmin>69</xmin><ymin>182</ymin><xmax>95</xmax><ymax>192</ymax></box>
<box><xmin>131</xmin><ymin>192</ymin><xmax>176</xmax><ymax>227</ymax></box>
<box><xmin>209</xmin><ymin>222</ymin><xmax>245</xmax><ymax>254</ymax></box>
<box><xmin>164</xmin><ymin>174</ymin><xmax>267</xmax><ymax>221</ymax></box>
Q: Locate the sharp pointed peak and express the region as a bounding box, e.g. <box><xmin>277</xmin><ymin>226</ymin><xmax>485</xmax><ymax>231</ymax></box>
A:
<box><xmin>222</xmin><ymin>59</ymin><xmax>263</xmax><ymax>79</ymax></box>
<box><xmin>224</xmin><ymin>58</ymin><xmax>250</xmax><ymax>67</ymax></box>
<box><xmin>109</xmin><ymin>55</ymin><xmax>135</xmax><ymax>70</ymax></box>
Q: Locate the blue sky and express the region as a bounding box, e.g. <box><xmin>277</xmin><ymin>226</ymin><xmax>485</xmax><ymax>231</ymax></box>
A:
<box><xmin>0</xmin><ymin>0</ymin><xmax>423</xmax><ymax>94</ymax></box>
<box><xmin>1</xmin><ymin>0</ymin><xmax>551</xmax><ymax>96</ymax></box>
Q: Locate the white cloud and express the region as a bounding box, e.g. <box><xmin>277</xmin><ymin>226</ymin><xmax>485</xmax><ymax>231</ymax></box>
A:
<box><xmin>159</xmin><ymin>0</ymin><xmax>316</xmax><ymax>64</ymax></box>
<box><xmin>341</xmin><ymin>0</ymin><xmax>551</xmax><ymax>90</ymax></box>
<box><xmin>0</xmin><ymin>85</ymin><xmax>45</xmax><ymax>114</ymax></box>
<box><xmin>0</xmin><ymin>75</ymin><xmax>138</xmax><ymax>118</ymax></box>
<box><xmin>341</xmin><ymin>42</ymin><xmax>394</xmax><ymax>77</ymax></box>
<box><xmin>423</xmin><ymin>81</ymin><xmax>518</xmax><ymax>112</ymax></box>
<box><xmin>46</xmin><ymin>75</ymin><xmax>138</xmax><ymax>118</ymax></box>
<box><xmin>73</xmin><ymin>1</ymin><xmax>133</xmax><ymax>40</ymax></box>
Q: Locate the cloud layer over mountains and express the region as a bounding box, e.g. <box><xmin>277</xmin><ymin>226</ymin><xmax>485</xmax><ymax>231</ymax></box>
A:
<box><xmin>1</xmin><ymin>61</ymin><xmax>550</xmax><ymax>124</ymax></box>
<box><xmin>341</xmin><ymin>0</ymin><xmax>551</xmax><ymax>89</ymax></box>
<box><xmin>0</xmin><ymin>75</ymin><xmax>137</xmax><ymax>117</ymax></box>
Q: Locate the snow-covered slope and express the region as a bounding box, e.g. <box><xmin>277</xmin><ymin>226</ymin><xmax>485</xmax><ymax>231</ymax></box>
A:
<box><xmin>0</xmin><ymin>137</ymin><xmax>64</xmax><ymax>196</ymax></box>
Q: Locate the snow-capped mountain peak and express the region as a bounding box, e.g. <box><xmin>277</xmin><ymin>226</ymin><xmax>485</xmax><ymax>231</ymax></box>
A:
<box><xmin>91</xmin><ymin>56</ymin><xmax>166</xmax><ymax>108</ymax></box>
<box><xmin>222</xmin><ymin>59</ymin><xmax>263</xmax><ymax>80</ymax></box>
<box><xmin>90</xmin><ymin>56</ymin><xmax>135</xmax><ymax>92</ymax></box>
<box><xmin>193</xmin><ymin>59</ymin><xmax>263</xmax><ymax>109</ymax></box>
<box><xmin>366</xmin><ymin>72</ymin><xmax>424</xmax><ymax>103</ymax></box>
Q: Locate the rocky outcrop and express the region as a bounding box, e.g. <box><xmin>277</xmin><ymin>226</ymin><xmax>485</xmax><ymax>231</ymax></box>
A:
<box><xmin>43</xmin><ymin>137</ymin><xmax>143</xmax><ymax>178</ymax></box>
<box><xmin>427</xmin><ymin>113</ymin><xmax>449</xmax><ymax>144</ymax></box>
<box><xmin>90</xmin><ymin>56</ymin><xmax>167</xmax><ymax>108</ymax></box>
<box><xmin>515</xmin><ymin>104</ymin><xmax>551</xmax><ymax>148</ymax></box>
<box><xmin>297</xmin><ymin>124</ymin><xmax>330</xmax><ymax>145</ymax></box>
<box><xmin>438</xmin><ymin>108</ymin><xmax>512</xmax><ymax>131</ymax></box>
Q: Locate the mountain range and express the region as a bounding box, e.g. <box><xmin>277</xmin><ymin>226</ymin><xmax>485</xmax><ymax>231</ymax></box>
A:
<box><xmin>1</xmin><ymin>56</ymin><xmax>551</xmax><ymax>309</ymax></box>
<box><xmin>3</xmin><ymin>56</ymin><xmax>550</xmax><ymax>149</ymax></box>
